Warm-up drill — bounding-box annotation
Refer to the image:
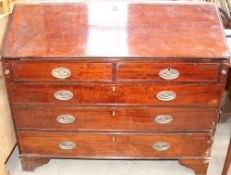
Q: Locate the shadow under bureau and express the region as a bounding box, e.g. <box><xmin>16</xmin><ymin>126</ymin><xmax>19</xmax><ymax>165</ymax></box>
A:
<box><xmin>1</xmin><ymin>2</ymin><xmax>230</xmax><ymax>175</ymax></box>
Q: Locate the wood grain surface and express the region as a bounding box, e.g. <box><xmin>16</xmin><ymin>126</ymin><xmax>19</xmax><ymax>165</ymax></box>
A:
<box><xmin>13</xmin><ymin>105</ymin><xmax>218</xmax><ymax>132</ymax></box>
<box><xmin>9</xmin><ymin>83</ymin><xmax>223</xmax><ymax>106</ymax></box>
<box><xmin>18</xmin><ymin>131</ymin><xmax>212</xmax><ymax>158</ymax></box>
<box><xmin>2</xmin><ymin>3</ymin><xmax>229</xmax><ymax>58</ymax></box>
<box><xmin>12</xmin><ymin>62</ymin><xmax>113</xmax><ymax>81</ymax></box>
<box><xmin>117</xmin><ymin>63</ymin><xmax>220</xmax><ymax>82</ymax></box>
<box><xmin>1</xmin><ymin>3</ymin><xmax>229</xmax><ymax>174</ymax></box>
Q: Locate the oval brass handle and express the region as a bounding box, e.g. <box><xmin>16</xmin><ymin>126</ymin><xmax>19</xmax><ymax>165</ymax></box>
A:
<box><xmin>154</xmin><ymin>115</ymin><xmax>173</xmax><ymax>124</ymax></box>
<box><xmin>54</xmin><ymin>90</ymin><xmax>73</xmax><ymax>101</ymax></box>
<box><xmin>152</xmin><ymin>142</ymin><xmax>170</xmax><ymax>151</ymax></box>
<box><xmin>159</xmin><ymin>68</ymin><xmax>179</xmax><ymax>80</ymax></box>
<box><xmin>51</xmin><ymin>67</ymin><xmax>71</xmax><ymax>79</ymax></box>
<box><xmin>59</xmin><ymin>141</ymin><xmax>76</xmax><ymax>150</ymax></box>
<box><xmin>156</xmin><ymin>91</ymin><xmax>176</xmax><ymax>101</ymax></box>
<box><xmin>57</xmin><ymin>114</ymin><xmax>75</xmax><ymax>124</ymax></box>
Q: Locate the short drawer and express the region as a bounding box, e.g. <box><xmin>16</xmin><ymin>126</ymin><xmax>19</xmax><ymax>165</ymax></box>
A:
<box><xmin>18</xmin><ymin>131</ymin><xmax>212</xmax><ymax>158</ymax></box>
<box><xmin>117</xmin><ymin>63</ymin><xmax>219</xmax><ymax>82</ymax></box>
<box><xmin>10</xmin><ymin>84</ymin><xmax>222</xmax><ymax>106</ymax></box>
<box><xmin>13</xmin><ymin>105</ymin><xmax>217</xmax><ymax>132</ymax></box>
<box><xmin>11</xmin><ymin>63</ymin><xmax>112</xmax><ymax>81</ymax></box>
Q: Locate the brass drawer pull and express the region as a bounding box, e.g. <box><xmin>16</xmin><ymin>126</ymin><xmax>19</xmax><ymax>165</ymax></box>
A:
<box><xmin>54</xmin><ymin>90</ymin><xmax>73</xmax><ymax>101</ymax></box>
<box><xmin>159</xmin><ymin>68</ymin><xmax>179</xmax><ymax>80</ymax></box>
<box><xmin>154</xmin><ymin>115</ymin><xmax>173</xmax><ymax>124</ymax></box>
<box><xmin>51</xmin><ymin>67</ymin><xmax>71</xmax><ymax>79</ymax></box>
<box><xmin>152</xmin><ymin>142</ymin><xmax>170</xmax><ymax>151</ymax></box>
<box><xmin>57</xmin><ymin>114</ymin><xmax>75</xmax><ymax>124</ymax></box>
<box><xmin>59</xmin><ymin>141</ymin><xmax>76</xmax><ymax>150</ymax></box>
<box><xmin>156</xmin><ymin>91</ymin><xmax>176</xmax><ymax>101</ymax></box>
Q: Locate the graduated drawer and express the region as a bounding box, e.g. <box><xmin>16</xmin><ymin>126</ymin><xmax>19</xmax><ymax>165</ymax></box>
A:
<box><xmin>10</xmin><ymin>84</ymin><xmax>222</xmax><ymax>106</ymax></box>
<box><xmin>117</xmin><ymin>63</ymin><xmax>219</xmax><ymax>82</ymax></box>
<box><xmin>11</xmin><ymin>63</ymin><xmax>112</xmax><ymax>81</ymax></box>
<box><xmin>18</xmin><ymin>131</ymin><xmax>212</xmax><ymax>158</ymax></box>
<box><xmin>13</xmin><ymin>105</ymin><xmax>217</xmax><ymax>132</ymax></box>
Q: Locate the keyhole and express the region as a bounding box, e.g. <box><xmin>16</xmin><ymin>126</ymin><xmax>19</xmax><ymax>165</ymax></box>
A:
<box><xmin>4</xmin><ymin>69</ymin><xmax>10</xmax><ymax>75</ymax></box>
<box><xmin>112</xmin><ymin>111</ymin><xmax>116</xmax><ymax>117</ymax></box>
<box><xmin>112</xmin><ymin>136</ymin><xmax>117</xmax><ymax>142</ymax></box>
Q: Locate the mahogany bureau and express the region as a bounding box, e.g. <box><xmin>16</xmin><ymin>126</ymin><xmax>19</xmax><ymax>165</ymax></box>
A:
<box><xmin>1</xmin><ymin>2</ymin><xmax>230</xmax><ymax>175</ymax></box>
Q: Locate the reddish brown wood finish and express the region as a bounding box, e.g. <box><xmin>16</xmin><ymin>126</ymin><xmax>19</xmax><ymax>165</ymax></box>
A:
<box><xmin>13</xmin><ymin>105</ymin><xmax>217</xmax><ymax>132</ymax></box>
<box><xmin>2</xmin><ymin>3</ymin><xmax>229</xmax><ymax>58</ymax></box>
<box><xmin>1</xmin><ymin>3</ymin><xmax>229</xmax><ymax>174</ymax></box>
<box><xmin>117</xmin><ymin>63</ymin><xmax>219</xmax><ymax>82</ymax></box>
<box><xmin>18</xmin><ymin>131</ymin><xmax>212</xmax><ymax>158</ymax></box>
<box><xmin>179</xmin><ymin>159</ymin><xmax>209</xmax><ymax>175</ymax></box>
<box><xmin>3</xmin><ymin>58</ymin><xmax>229</xmax><ymax>63</ymax></box>
<box><xmin>10</xmin><ymin>84</ymin><xmax>223</xmax><ymax>105</ymax></box>
<box><xmin>11</xmin><ymin>62</ymin><xmax>221</xmax><ymax>82</ymax></box>
<box><xmin>12</xmin><ymin>63</ymin><xmax>112</xmax><ymax>81</ymax></box>
<box><xmin>20</xmin><ymin>156</ymin><xmax>50</xmax><ymax>172</ymax></box>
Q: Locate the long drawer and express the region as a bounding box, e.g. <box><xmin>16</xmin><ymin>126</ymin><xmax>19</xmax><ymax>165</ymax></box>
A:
<box><xmin>13</xmin><ymin>105</ymin><xmax>217</xmax><ymax>132</ymax></box>
<box><xmin>18</xmin><ymin>131</ymin><xmax>212</xmax><ymax>158</ymax></box>
<box><xmin>11</xmin><ymin>63</ymin><xmax>113</xmax><ymax>81</ymax></box>
<box><xmin>10</xmin><ymin>84</ymin><xmax>222</xmax><ymax>105</ymax></box>
<box><xmin>117</xmin><ymin>63</ymin><xmax>219</xmax><ymax>82</ymax></box>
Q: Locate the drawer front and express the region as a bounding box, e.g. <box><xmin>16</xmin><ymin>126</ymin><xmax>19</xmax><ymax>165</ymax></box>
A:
<box><xmin>117</xmin><ymin>63</ymin><xmax>219</xmax><ymax>82</ymax></box>
<box><xmin>10</xmin><ymin>84</ymin><xmax>222</xmax><ymax>106</ymax></box>
<box><xmin>13</xmin><ymin>105</ymin><xmax>217</xmax><ymax>132</ymax></box>
<box><xmin>11</xmin><ymin>63</ymin><xmax>112</xmax><ymax>81</ymax></box>
<box><xmin>18</xmin><ymin>131</ymin><xmax>212</xmax><ymax>158</ymax></box>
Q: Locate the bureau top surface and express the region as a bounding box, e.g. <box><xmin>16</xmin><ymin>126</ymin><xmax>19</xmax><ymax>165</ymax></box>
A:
<box><xmin>1</xmin><ymin>2</ymin><xmax>230</xmax><ymax>59</ymax></box>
